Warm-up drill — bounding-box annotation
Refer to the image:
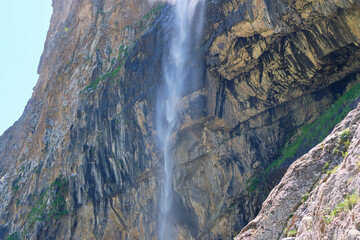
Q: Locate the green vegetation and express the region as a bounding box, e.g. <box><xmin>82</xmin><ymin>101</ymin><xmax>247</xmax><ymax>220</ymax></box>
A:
<box><xmin>137</xmin><ymin>4</ymin><xmax>164</xmax><ymax>31</ymax></box>
<box><xmin>323</xmin><ymin>193</ymin><xmax>359</xmax><ymax>224</ymax></box>
<box><xmin>144</xmin><ymin>4</ymin><xmax>164</xmax><ymax>20</ymax></box>
<box><xmin>12</xmin><ymin>185</ymin><xmax>20</xmax><ymax>192</ymax></box>
<box><xmin>249</xmin><ymin>177</ymin><xmax>260</xmax><ymax>193</ymax></box>
<box><xmin>84</xmin><ymin>77</ymin><xmax>101</xmax><ymax>91</ymax></box>
<box><xmin>83</xmin><ymin>4</ymin><xmax>164</xmax><ymax>92</ymax></box>
<box><xmin>333</xmin><ymin>128</ymin><xmax>351</xmax><ymax>156</ymax></box>
<box><xmin>123</xmin><ymin>120</ymin><xmax>130</xmax><ymax>126</ymax></box>
<box><xmin>326</xmin><ymin>165</ymin><xmax>339</xmax><ymax>176</ymax></box>
<box><xmin>249</xmin><ymin>83</ymin><xmax>360</xmax><ymax>194</ymax></box>
<box><xmin>283</xmin><ymin>228</ymin><xmax>297</xmax><ymax>237</ymax></box>
<box><xmin>322</xmin><ymin>162</ymin><xmax>330</xmax><ymax>172</ymax></box>
<box><xmin>28</xmin><ymin>190</ymin><xmax>48</xmax><ymax>224</ymax></box>
<box><xmin>225</xmin><ymin>202</ymin><xmax>237</xmax><ymax>213</ymax></box>
<box><xmin>267</xmin><ymin>83</ymin><xmax>360</xmax><ymax>172</ymax></box>
<box><xmin>339</xmin><ymin>128</ymin><xmax>351</xmax><ymax>142</ymax></box>
<box><xmin>302</xmin><ymin>192</ymin><xmax>309</xmax><ymax>202</ymax></box>
<box><xmin>287</xmin><ymin>229</ymin><xmax>297</xmax><ymax>237</ymax></box>
<box><xmin>84</xmin><ymin>61</ymin><xmax>124</xmax><ymax>91</ymax></box>
<box><xmin>84</xmin><ymin>44</ymin><xmax>131</xmax><ymax>92</ymax></box>
<box><xmin>118</xmin><ymin>45</ymin><xmax>127</xmax><ymax>59</ymax></box>
<box><xmin>28</xmin><ymin>176</ymin><xmax>68</xmax><ymax>226</ymax></box>
<box><xmin>49</xmin><ymin>176</ymin><xmax>69</xmax><ymax>219</ymax></box>
<box><xmin>5</xmin><ymin>232</ymin><xmax>20</xmax><ymax>240</ymax></box>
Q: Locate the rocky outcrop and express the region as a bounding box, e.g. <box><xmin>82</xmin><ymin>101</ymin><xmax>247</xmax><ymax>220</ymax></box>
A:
<box><xmin>0</xmin><ymin>0</ymin><xmax>164</xmax><ymax>239</ymax></box>
<box><xmin>235</xmin><ymin>102</ymin><xmax>360</xmax><ymax>240</ymax></box>
<box><xmin>1</xmin><ymin>0</ymin><xmax>360</xmax><ymax>239</ymax></box>
<box><xmin>171</xmin><ymin>0</ymin><xmax>360</xmax><ymax>238</ymax></box>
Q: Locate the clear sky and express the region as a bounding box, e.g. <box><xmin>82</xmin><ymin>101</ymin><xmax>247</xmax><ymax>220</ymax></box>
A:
<box><xmin>0</xmin><ymin>1</ymin><xmax>53</xmax><ymax>136</ymax></box>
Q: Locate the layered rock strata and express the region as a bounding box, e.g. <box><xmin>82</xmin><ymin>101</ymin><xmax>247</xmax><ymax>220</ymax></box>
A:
<box><xmin>0</xmin><ymin>0</ymin><xmax>360</xmax><ymax>239</ymax></box>
<box><xmin>235</xmin><ymin>102</ymin><xmax>360</xmax><ymax>240</ymax></box>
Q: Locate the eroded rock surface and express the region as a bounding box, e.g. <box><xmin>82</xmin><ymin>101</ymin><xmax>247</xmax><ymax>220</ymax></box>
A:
<box><xmin>0</xmin><ymin>0</ymin><xmax>360</xmax><ymax>239</ymax></box>
<box><xmin>235</xmin><ymin>102</ymin><xmax>360</xmax><ymax>240</ymax></box>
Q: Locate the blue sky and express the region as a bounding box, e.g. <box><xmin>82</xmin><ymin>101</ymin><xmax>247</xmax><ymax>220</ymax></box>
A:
<box><xmin>0</xmin><ymin>1</ymin><xmax>52</xmax><ymax>135</ymax></box>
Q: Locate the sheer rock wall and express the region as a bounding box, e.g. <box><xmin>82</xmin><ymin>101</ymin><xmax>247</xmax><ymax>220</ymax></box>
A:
<box><xmin>0</xmin><ymin>0</ymin><xmax>360</xmax><ymax>239</ymax></box>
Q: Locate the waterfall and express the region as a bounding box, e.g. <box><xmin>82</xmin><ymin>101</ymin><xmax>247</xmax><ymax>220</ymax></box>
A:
<box><xmin>156</xmin><ymin>0</ymin><xmax>205</xmax><ymax>239</ymax></box>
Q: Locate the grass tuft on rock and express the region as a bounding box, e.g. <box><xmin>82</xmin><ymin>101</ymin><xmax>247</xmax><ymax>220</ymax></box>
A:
<box><xmin>324</xmin><ymin>193</ymin><xmax>359</xmax><ymax>224</ymax></box>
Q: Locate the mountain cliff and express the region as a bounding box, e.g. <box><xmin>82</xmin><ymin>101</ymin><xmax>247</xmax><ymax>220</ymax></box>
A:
<box><xmin>0</xmin><ymin>0</ymin><xmax>360</xmax><ymax>239</ymax></box>
<box><xmin>235</xmin><ymin>101</ymin><xmax>360</xmax><ymax>240</ymax></box>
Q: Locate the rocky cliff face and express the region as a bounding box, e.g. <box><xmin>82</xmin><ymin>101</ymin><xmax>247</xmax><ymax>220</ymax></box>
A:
<box><xmin>1</xmin><ymin>0</ymin><xmax>360</xmax><ymax>239</ymax></box>
<box><xmin>235</xmin><ymin>101</ymin><xmax>360</xmax><ymax>240</ymax></box>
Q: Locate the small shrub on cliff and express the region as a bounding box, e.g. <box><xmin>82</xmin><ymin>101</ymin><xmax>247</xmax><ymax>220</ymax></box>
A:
<box><xmin>288</xmin><ymin>229</ymin><xmax>297</xmax><ymax>237</ymax></box>
<box><xmin>322</xmin><ymin>162</ymin><xmax>330</xmax><ymax>173</ymax></box>
<box><xmin>326</xmin><ymin>165</ymin><xmax>339</xmax><ymax>176</ymax></box>
<box><xmin>323</xmin><ymin>193</ymin><xmax>359</xmax><ymax>224</ymax></box>
<box><xmin>27</xmin><ymin>176</ymin><xmax>69</xmax><ymax>226</ymax></box>
<box><xmin>49</xmin><ymin>176</ymin><xmax>69</xmax><ymax>219</ymax></box>
<box><xmin>5</xmin><ymin>232</ymin><xmax>20</xmax><ymax>240</ymax></box>
<box><xmin>332</xmin><ymin>193</ymin><xmax>358</xmax><ymax>215</ymax></box>
<box><xmin>339</xmin><ymin>128</ymin><xmax>351</xmax><ymax>142</ymax></box>
<box><xmin>302</xmin><ymin>192</ymin><xmax>309</xmax><ymax>202</ymax></box>
<box><xmin>283</xmin><ymin>228</ymin><xmax>297</xmax><ymax>237</ymax></box>
<box><xmin>333</xmin><ymin>128</ymin><xmax>351</xmax><ymax>156</ymax></box>
<box><xmin>12</xmin><ymin>185</ymin><xmax>20</xmax><ymax>192</ymax></box>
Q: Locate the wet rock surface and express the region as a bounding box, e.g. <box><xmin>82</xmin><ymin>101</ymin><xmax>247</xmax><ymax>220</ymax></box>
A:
<box><xmin>0</xmin><ymin>0</ymin><xmax>360</xmax><ymax>239</ymax></box>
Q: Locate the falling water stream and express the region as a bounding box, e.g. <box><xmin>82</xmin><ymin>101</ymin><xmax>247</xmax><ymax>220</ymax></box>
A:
<box><xmin>157</xmin><ymin>0</ymin><xmax>205</xmax><ymax>239</ymax></box>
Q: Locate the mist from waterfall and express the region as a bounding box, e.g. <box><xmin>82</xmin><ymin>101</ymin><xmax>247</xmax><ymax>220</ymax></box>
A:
<box><xmin>156</xmin><ymin>0</ymin><xmax>205</xmax><ymax>239</ymax></box>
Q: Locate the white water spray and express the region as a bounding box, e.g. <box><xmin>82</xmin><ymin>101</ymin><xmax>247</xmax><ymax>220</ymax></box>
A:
<box><xmin>157</xmin><ymin>0</ymin><xmax>205</xmax><ymax>239</ymax></box>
